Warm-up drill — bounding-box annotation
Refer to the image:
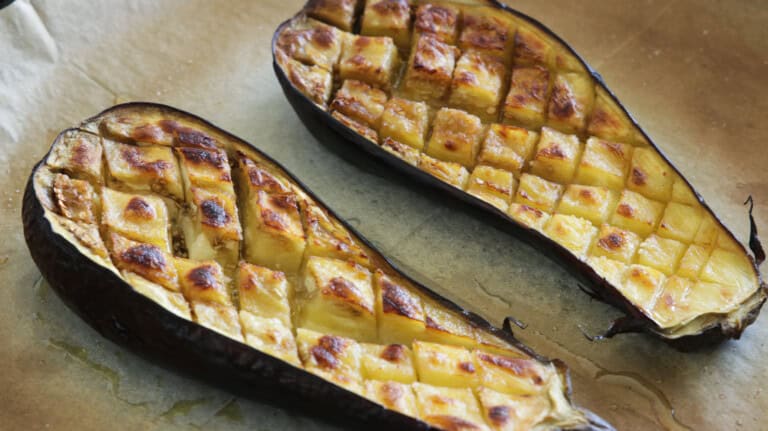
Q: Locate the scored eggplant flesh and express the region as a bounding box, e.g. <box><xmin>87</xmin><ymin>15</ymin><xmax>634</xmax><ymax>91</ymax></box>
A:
<box><xmin>271</xmin><ymin>0</ymin><xmax>766</xmax><ymax>346</ymax></box>
<box><xmin>23</xmin><ymin>103</ymin><xmax>610</xmax><ymax>431</ymax></box>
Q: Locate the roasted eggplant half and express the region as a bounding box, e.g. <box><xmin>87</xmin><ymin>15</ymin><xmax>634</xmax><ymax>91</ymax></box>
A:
<box><xmin>272</xmin><ymin>0</ymin><xmax>766</xmax><ymax>347</ymax></box>
<box><xmin>22</xmin><ymin>103</ymin><xmax>611</xmax><ymax>431</ymax></box>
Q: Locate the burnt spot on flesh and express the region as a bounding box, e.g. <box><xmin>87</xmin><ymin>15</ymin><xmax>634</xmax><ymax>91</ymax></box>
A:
<box><xmin>455</xmin><ymin>71</ymin><xmax>478</xmax><ymax>86</ymax></box>
<box><xmin>280</xmin><ymin>26</ymin><xmax>337</xmax><ymax>54</ymax></box>
<box><xmin>270</xmin><ymin>194</ymin><xmax>298</xmax><ymax>211</ymax></box>
<box><xmin>154</xmin><ymin>120</ymin><xmax>217</xmax><ymax>148</ymax></box>
<box><xmin>121</xmin><ymin>244</ymin><xmax>167</xmax><ymax>270</ymax></box>
<box><xmin>332</xmin><ymin>237</ymin><xmax>352</xmax><ymax>253</ymax></box>
<box><xmin>330</xmin><ymin>96</ymin><xmax>367</xmax><ymax>120</ymax></box>
<box><xmin>239</xmin><ymin>272</ymin><xmax>258</xmax><ymax>291</ymax></box>
<box><xmin>539</xmin><ymin>145</ymin><xmax>566</xmax><ymax>159</ymax></box>
<box><xmin>380</xmin><ymin>344</ymin><xmax>407</xmax><ymax>362</ymax></box>
<box><xmin>285</xmin><ymin>63</ymin><xmax>329</xmax><ymax>106</ymax></box>
<box><xmin>412</xmin><ymin>36</ymin><xmax>456</xmax><ymax>73</ymax></box>
<box><xmin>527</xmin><ymin>73</ymin><xmax>550</xmax><ymax>101</ymax></box>
<box><xmin>158</xmin><ymin>119</ymin><xmax>180</xmax><ymax>133</ymax></box>
<box><xmin>464</xmin><ymin>32</ymin><xmax>506</xmax><ymax>51</ymax></box>
<box><xmin>428</xmin><ymin>395</ymin><xmax>451</xmax><ymax>406</ymax></box>
<box><xmin>599</xmin><ymin>232</ymin><xmax>625</xmax><ymax>251</ymax></box>
<box><xmin>412</xmin><ymin>56</ymin><xmax>435</xmax><ymax>72</ymax></box>
<box><xmin>200</xmin><ymin>199</ymin><xmax>230</xmax><ymax>227</ymax></box>
<box><xmin>372</xmin><ymin>0</ymin><xmax>409</xmax><ymax>19</ymax></box>
<box><xmin>124</xmin><ymin>197</ymin><xmax>156</xmax><ymax>220</ymax></box>
<box><xmin>71</xmin><ymin>140</ymin><xmax>96</xmax><ymax>168</ymax></box>
<box><xmin>550</xmin><ymin>85</ymin><xmax>576</xmax><ymax>119</ymax></box>
<box><xmin>425</xmin><ymin>315</ymin><xmax>447</xmax><ymax>332</ymax></box>
<box><xmin>277</xmin><ymin>29</ymin><xmax>305</xmax><ymax>56</ymax></box>
<box><xmin>288</xmin><ymin>67</ymin><xmax>307</xmax><ymax>91</ymax></box>
<box><xmin>631</xmin><ymin>168</ymin><xmax>647</xmax><ymax>186</ymax></box>
<box><xmin>505</xmin><ymin>66</ymin><xmax>549</xmax><ymax>112</ymax></box>
<box><xmin>382</xmin><ymin>138</ymin><xmax>409</xmax><ymax>157</ymax></box>
<box><xmin>603</xmin><ymin>141</ymin><xmax>626</xmax><ymax>158</ymax></box>
<box><xmin>311</xmin><ymin>335</ymin><xmax>347</xmax><ymax>369</ymax></box>
<box><xmin>458</xmin><ymin>361</ymin><xmax>476</xmax><ymax>373</ymax></box>
<box><xmin>444</xmin><ymin>140</ymin><xmax>460</xmax><ymax>151</ymax></box>
<box><xmin>478</xmin><ymin>353</ymin><xmax>544</xmax><ymax>385</ymax></box>
<box><xmin>52</xmin><ymin>174</ymin><xmax>94</xmax><ymax>222</ymax></box>
<box><xmin>589</xmin><ymin>108</ymin><xmax>620</xmax><ymax>131</ymax></box>
<box><xmin>462</xmin><ymin>17</ymin><xmax>509</xmax><ymax>51</ymax></box>
<box><xmin>515</xmin><ymin>31</ymin><xmax>547</xmax><ymax>64</ymax></box>
<box><xmin>381</xmin><ymin>278</ymin><xmax>421</xmax><ymax>319</ymax></box>
<box><xmin>265</xmin><ymin>331</ymin><xmax>279</xmax><ymax>344</ymax></box>
<box><xmin>310</xmin><ymin>346</ymin><xmax>338</xmax><ymax>369</ymax></box>
<box><xmin>628</xmin><ymin>267</ymin><xmax>655</xmax><ymax>289</ymax></box>
<box><xmin>617</xmin><ymin>203</ymin><xmax>634</xmax><ymax>218</ymax></box>
<box><xmin>120</xmin><ymin>147</ymin><xmax>171</xmax><ymax>173</ymax></box>
<box><xmin>348</xmin><ymin>54</ymin><xmax>367</xmax><ymax>67</ymax></box>
<box><xmin>131</xmin><ymin>124</ymin><xmax>165</xmax><ymax>143</ymax></box>
<box><xmin>553</xmin><ymin>222</ymin><xmax>568</xmax><ymax>236</ymax></box>
<box><xmin>240</xmin><ymin>156</ymin><xmax>287</xmax><ymax>193</ymax></box>
<box><xmin>488</xmin><ymin>405</ymin><xmax>511</xmax><ymax>426</ymax></box>
<box><xmin>187</xmin><ymin>265</ymin><xmax>219</xmax><ymax>290</ymax></box>
<box><xmin>354</xmin><ymin>36</ymin><xmax>373</xmax><ymax>49</ymax></box>
<box><xmin>312</xmin><ymin>27</ymin><xmax>335</xmax><ymax>48</ymax></box>
<box><xmin>379</xmin><ymin>382</ymin><xmax>404</xmax><ymax>405</ymax></box>
<box><xmin>519</xmin><ymin>205</ymin><xmax>544</xmax><ymax>218</ymax></box>
<box><xmin>511</xmin><ymin>93</ymin><xmax>531</xmax><ymax>106</ymax></box>
<box><xmin>522</xmin><ymin>205</ymin><xmax>542</xmax><ymax>216</ymax></box>
<box><xmin>176</xmin><ymin>128</ymin><xmax>216</xmax><ymax>148</ymax></box>
<box><xmin>578</xmin><ymin>188</ymin><xmax>595</xmax><ymax>201</ymax></box>
<box><xmin>178</xmin><ymin>147</ymin><xmax>227</xmax><ymax>169</ymax></box>
<box><xmin>415</xmin><ymin>5</ymin><xmax>457</xmax><ymax>35</ymax></box>
<box><xmin>262</xmin><ymin>208</ymin><xmax>288</xmax><ymax>231</ymax></box>
<box><xmin>496</xmin><ymin>127</ymin><xmax>511</xmax><ymax>139</ymax></box>
<box><xmin>478</xmin><ymin>179</ymin><xmax>511</xmax><ymax>196</ymax></box>
<box><xmin>324</xmin><ymin>277</ymin><xmax>369</xmax><ymax>311</ymax></box>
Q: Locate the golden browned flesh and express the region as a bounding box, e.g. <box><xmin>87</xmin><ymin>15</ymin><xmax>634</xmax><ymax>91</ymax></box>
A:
<box><xmin>33</xmin><ymin>102</ymin><xmax>591</xmax><ymax>430</ymax></box>
<box><xmin>274</xmin><ymin>0</ymin><xmax>763</xmax><ymax>341</ymax></box>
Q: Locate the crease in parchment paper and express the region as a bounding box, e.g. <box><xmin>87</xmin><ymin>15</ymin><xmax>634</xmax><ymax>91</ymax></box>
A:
<box><xmin>0</xmin><ymin>0</ymin><xmax>59</xmax><ymax>143</ymax></box>
<box><xmin>69</xmin><ymin>61</ymin><xmax>118</xmax><ymax>100</ymax></box>
<box><xmin>1</xmin><ymin>0</ymin><xmax>58</xmax><ymax>63</ymax></box>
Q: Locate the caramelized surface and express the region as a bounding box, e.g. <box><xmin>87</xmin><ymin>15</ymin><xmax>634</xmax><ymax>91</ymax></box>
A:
<box><xmin>35</xmin><ymin>104</ymin><xmax>587</xmax><ymax>430</ymax></box>
<box><xmin>274</xmin><ymin>0</ymin><xmax>763</xmax><ymax>339</ymax></box>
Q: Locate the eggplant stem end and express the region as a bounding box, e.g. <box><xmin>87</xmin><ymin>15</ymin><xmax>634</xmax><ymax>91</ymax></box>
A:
<box><xmin>744</xmin><ymin>195</ymin><xmax>766</xmax><ymax>265</ymax></box>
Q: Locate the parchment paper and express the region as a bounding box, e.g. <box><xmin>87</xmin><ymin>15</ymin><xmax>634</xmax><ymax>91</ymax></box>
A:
<box><xmin>1</xmin><ymin>1</ymin><xmax>766</xmax><ymax>430</ymax></box>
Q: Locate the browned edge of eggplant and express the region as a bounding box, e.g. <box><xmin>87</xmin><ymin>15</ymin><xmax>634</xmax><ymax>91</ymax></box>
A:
<box><xmin>22</xmin><ymin>102</ymin><xmax>613</xmax><ymax>431</ymax></box>
<box><xmin>270</xmin><ymin>0</ymin><xmax>767</xmax><ymax>350</ymax></box>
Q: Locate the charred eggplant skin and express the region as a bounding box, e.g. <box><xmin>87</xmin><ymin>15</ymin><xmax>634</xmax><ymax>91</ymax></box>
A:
<box><xmin>23</xmin><ymin>103</ymin><xmax>611</xmax><ymax>431</ymax></box>
<box><xmin>272</xmin><ymin>0</ymin><xmax>766</xmax><ymax>349</ymax></box>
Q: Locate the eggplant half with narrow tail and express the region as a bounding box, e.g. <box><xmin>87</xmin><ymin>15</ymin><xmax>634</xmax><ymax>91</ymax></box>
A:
<box><xmin>22</xmin><ymin>103</ymin><xmax>612</xmax><ymax>431</ymax></box>
<box><xmin>271</xmin><ymin>0</ymin><xmax>766</xmax><ymax>349</ymax></box>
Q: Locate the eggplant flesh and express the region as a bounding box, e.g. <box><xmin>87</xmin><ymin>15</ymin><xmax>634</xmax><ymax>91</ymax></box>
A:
<box><xmin>22</xmin><ymin>103</ymin><xmax>611</xmax><ymax>431</ymax></box>
<box><xmin>271</xmin><ymin>0</ymin><xmax>766</xmax><ymax>347</ymax></box>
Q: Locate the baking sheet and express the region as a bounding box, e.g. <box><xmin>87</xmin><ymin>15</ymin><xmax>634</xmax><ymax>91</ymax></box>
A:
<box><xmin>1</xmin><ymin>0</ymin><xmax>766</xmax><ymax>429</ymax></box>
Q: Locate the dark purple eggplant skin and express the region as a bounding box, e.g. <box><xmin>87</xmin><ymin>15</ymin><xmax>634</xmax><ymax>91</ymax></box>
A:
<box><xmin>23</xmin><ymin>166</ymin><xmax>428</xmax><ymax>431</ymax></box>
<box><xmin>271</xmin><ymin>0</ymin><xmax>767</xmax><ymax>350</ymax></box>
<box><xmin>22</xmin><ymin>103</ymin><xmax>612</xmax><ymax>431</ymax></box>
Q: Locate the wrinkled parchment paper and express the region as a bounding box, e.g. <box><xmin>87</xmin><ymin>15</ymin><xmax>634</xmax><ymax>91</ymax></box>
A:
<box><xmin>1</xmin><ymin>0</ymin><xmax>766</xmax><ymax>429</ymax></box>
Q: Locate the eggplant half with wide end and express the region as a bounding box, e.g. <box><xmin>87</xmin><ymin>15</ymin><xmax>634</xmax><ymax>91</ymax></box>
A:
<box><xmin>22</xmin><ymin>103</ymin><xmax>611</xmax><ymax>431</ymax></box>
<box><xmin>271</xmin><ymin>0</ymin><xmax>766</xmax><ymax>348</ymax></box>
